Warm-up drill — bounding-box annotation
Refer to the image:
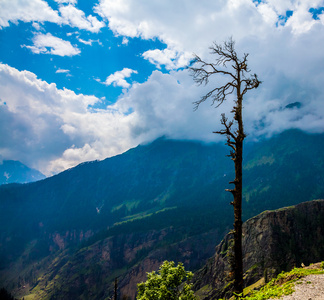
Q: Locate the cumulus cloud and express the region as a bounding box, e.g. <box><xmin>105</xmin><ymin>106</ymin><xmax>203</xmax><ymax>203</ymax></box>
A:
<box><xmin>255</xmin><ymin>0</ymin><xmax>324</xmax><ymax>33</ymax></box>
<box><xmin>95</xmin><ymin>0</ymin><xmax>324</xmax><ymax>64</ymax></box>
<box><xmin>0</xmin><ymin>0</ymin><xmax>62</xmax><ymax>28</ymax></box>
<box><xmin>115</xmin><ymin>70</ymin><xmax>222</xmax><ymax>142</ymax></box>
<box><xmin>0</xmin><ymin>63</ymin><xmax>219</xmax><ymax>175</ymax></box>
<box><xmin>104</xmin><ymin>68</ymin><xmax>138</xmax><ymax>88</ymax></box>
<box><xmin>59</xmin><ymin>4</ymin><xmax>105</xmax><ymax>33</ymax></box>
<box><xmin>94</xmin><ymin>0</ymin><xmax>324</xmax><ymax>136</ymax></box>
<box><xmin>94</xmin><ymin>0</ymin><xmax>267</xmax><ymax>60</ymax></box>
<box><xmin>0</xmin><ymin>63</ymin><xmax>140</xmax><ymax>175</ymax></box>
<box><xmin>94</xmin><ymin>0</ymin><xmax>324</xmax><ymax>139</ymax></box>
<box><xmin>142</xmin><ymin>48</ymin><xmax>191</xmax><ymax>70</ymax></box>
<box><xmin>23</xmin><ymin>32</ymin><xmax>81</xmax><ymax>56</ymax></box>
<box><xmin>0</xmin><ymin>0</ymin><xmax>105</xmax><ymax>33</ymax></box>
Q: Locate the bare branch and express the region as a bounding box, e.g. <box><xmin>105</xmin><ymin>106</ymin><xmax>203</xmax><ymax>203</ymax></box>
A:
<box><xmin>213</xmin><ymin>114</ymin><xmax>237</xmax><ymax>140</ymax></box>
<box><xmin>190</xmin><ymin>54</ymin><xmax>236</xmax><ymax>86</ymax></box>
<box><xmin>229</xmin><ymin>179</ymin><xmax>239</xmax><ymax>185</ymax></box>
<box><xmin>189</xmin><ymin>39</ymin><xmax>242</xmax><ymax>110</ymax></box>
<box><xmin>209</xmin><ymin>37</ymin><xmax>238</xmax><ymax>67</ymax></box>
<box><xmin>193</xmin><ymin>81</ymin><xmax>235</xmax><ymax>110</ymax></box>
<box><xmin>242</xmin><ymin>73</ymin><xmax>261</xmax><ymax>95</ymax></box>
<box><xmin>225</xmin><ymin>188</ymin><xmax>236</xmax><ymax>196</ymax></box>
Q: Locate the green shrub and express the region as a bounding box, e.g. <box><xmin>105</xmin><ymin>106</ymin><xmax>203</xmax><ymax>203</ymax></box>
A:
<box><xmin>136</xmin><ymin>261</ymin><xmax>197</xmax><ymax>300</ymax></box>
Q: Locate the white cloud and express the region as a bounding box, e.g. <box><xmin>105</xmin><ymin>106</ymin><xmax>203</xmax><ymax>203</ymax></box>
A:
<box><xmin>142</xmin><ymin>48</ymin><xmax>191</xmax><ymax>70</ymax></box>
<box><xmin>94</xmin><ymin>0</ymin><xmax>324</xmax><ymax>119</ymax></box>
<box><xmin>78</xmin><ymin>38</ymin><xmax>93</xmax><ymax>45</ymax></box>
<box><xmin>77</xmin><ymin>37</ymin><xmax>102</xmax><ymax>46</ymax></box>
<box><xmin>55</xmin><ymin>69</ymin><xmax>71</xmax><ymax>77</ymax></box>
<box><xmin>104</xmin><ymin>68</ymin><xmax>138</xmax><ymax>88</ymax></box>
<box><xmin>0</xmin><ymin>0</ymin><xmax>62</xmax><ymax>28</ymax></box>
<box><xmin>0</xmin><ymin>63</ymin><xmax>140</xmax><ymax>175</ymax></box>
<box><xmin>54</xmin><ymin>0</ymin><xmax>77</xmax><ymax>4</ymax></box>
<box><xmin>0</xmin><ymin>0</ymin><xmax>105</xmax><ymax>34</ymax></box>
<box><xmin>59</xmin><ymin>4</ymin><xmax>105</xmax><ymax>33</ymax></box>
<box><xmin>95</xmin><ymin>0</ymin><xmax>324</xmax><ymax>65</ymax></box>
<box><xmin>255</xmin><ymin>0</ymin><xmax>324</xmax><ymax>33</ymax></box>
<box><xmin>94</xmin><ymin>0</ymin><xmax>324</xmax><ymax>140</ymax></box>
<box><xmin>32</xmin><ymin>22</ymin><xmax>43</xmax><ymax>31</ymax></box>
<box><xmin>94</xmin><ymin>0</ymin><xmax>266</xmax><ymax>58</ymax></box>
<box><xmin>285</xmin><ymin>3</ymin><xmax>318</xmax><ymax>34</ymax></box>
<box><xmin>23</xmin><ymin>33</ymin><xmax>81</xmax><ymax>56</ymax></box>
<box><xmin>115</xmin><ymin>70</ymin><xmax>221</xmax><ymax>143</ymax></box>
<box><xmin>56</xmin><ymin>69</ymin><xmax>70</xmax><ymax>73</ymax></box>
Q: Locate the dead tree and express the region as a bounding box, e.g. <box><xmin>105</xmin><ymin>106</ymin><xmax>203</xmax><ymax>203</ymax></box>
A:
<box><xmin>190</xmin><ymin>38</ymin><xmax>261</xmax><ymax>296</ymax></box>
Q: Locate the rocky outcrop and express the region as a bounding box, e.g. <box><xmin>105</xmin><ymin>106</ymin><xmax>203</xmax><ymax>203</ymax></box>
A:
<box><xmin>194</xmin><ymin>199</ymin><xmax>324</xmax><ymax>299</ymax></box>
<box><xmin>29</xmin><ymin>227</ymin><xmax>221</xmax><ymax>300</ymax></box>
<box><xmin>118</xmin><ymin>229</ymin><xmax>221</xmax><ymax>299</ymax></box>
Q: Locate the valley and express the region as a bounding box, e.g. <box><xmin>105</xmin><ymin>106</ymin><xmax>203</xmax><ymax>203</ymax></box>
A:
<box><xmin>0</xmin><ymin>129</ymin><xmax>323</xmax><ymax>299</ymax></box>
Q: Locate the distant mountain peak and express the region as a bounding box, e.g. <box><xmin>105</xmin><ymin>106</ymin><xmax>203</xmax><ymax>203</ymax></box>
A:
<box><xmin>0</xmin><ymin>160</ymin><xmax>45</xmax><ymax>185</ymax></box>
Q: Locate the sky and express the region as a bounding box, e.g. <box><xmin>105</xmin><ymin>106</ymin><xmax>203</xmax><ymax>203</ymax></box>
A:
<box><xmin>0</xmin><ymin>0</ymin><xmax>324</xmax><ymax>176</ymax></box>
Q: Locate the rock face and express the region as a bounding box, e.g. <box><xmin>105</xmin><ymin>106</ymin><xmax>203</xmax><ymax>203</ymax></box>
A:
<box><xmin>28</xmin><ymin>227</ymin><xmax>221</xmax><ymax>300</ymax></box>
<box><xmin>194</xmin><ymin>199</ymin><xmax>324</xmax><ymax>299</ymax></box>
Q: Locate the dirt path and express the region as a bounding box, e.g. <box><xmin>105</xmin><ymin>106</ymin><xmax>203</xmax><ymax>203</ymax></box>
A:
<box><xmin>273</xmin><ymin>273</ymin><xmax>324</xmax><ymax>300</ymax></box>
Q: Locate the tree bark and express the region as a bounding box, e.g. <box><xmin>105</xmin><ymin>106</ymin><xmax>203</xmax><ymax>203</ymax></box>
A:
<box><xmin>114</xmin><ymin>277</ymin><xmax>118</xmax><ymax>300</ymax></box>
<box><xmin>233</xmin><ymin>139</ymin><xmax>243</xmax><ymax>295</ymax></box>
<box><xmin>232</xmin><ymin>81</ymin><xmax>244</xmax><ymax>296</ymax></box>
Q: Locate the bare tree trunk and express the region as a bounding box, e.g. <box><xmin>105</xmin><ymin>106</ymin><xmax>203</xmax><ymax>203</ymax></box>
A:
<box><xmin>189</xmin><ymin>37</ymin><xmax>261</xmax><ymax>298</ymax></box>
<box><xmin>232</xmin><ymin>86</ymin><xmax>244</xmax><ymax>296</ymax></box>
<box><xmin>114</xmin><ymin>277</ymin><xmax>118</xmax><ymax>300</ymax></box>
<box><xmin>233</xmin><ymin>139</ymin><xmax>243</xmax><ymax>295</ymax></box>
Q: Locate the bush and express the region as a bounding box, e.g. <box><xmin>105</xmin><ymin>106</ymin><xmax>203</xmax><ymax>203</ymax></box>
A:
<box><xmin>136</xmin><ymin>261</ymin><xmax>197</xmax><ymax>300</ymax></box>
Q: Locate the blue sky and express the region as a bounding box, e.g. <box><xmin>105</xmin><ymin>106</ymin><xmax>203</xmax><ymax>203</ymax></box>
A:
<box><xmin>1</xmin><ymin>0</ymin><xmax>324</xmax><ymax>176</ymax></box>
<box><xmin>0</xmin><ymin>3</ymin><xmax>165</xmax><ymax>106</ymax></box>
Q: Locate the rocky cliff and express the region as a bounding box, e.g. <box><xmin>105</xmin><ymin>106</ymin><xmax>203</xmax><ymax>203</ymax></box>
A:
<box><xmin>23</xmin><ymin>226</ymin><xmax>221</xmax><ymax>300</ymax></box>
<box><xmin>194</xmin><ymin>199</ymin><xmax>324</xmax><ymax>299</ymax></box>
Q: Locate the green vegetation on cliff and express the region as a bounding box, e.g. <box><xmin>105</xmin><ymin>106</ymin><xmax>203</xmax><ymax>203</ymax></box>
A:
<box><xmin>244</xmin><ymin>263</ymin><xmax>324</xmax><ymax>300</ymax></box>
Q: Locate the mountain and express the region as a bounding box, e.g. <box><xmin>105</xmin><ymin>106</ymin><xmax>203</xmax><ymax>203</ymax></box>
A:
<box><xmin>0</xmin><ymin>129</ymin><xmax>323</xmax><ymax>299</ymax></box>
<box><xmin>0</xmin><ymin>160</ymin><xmax>45</xmax><ymax>185</ymax></box>
<box><xmin>193</xmin><ymin>199</ymin><xmax>324</xmax><ymax>299</ymax></box>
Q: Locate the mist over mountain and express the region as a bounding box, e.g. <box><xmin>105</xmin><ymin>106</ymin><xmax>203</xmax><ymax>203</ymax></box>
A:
<box><xmin>0</xmin><ymin>129</ymin><xmax>323</xmax><ymax>299</ymax></box>
<box><xmin>0</xmin><ymin>160</ymin><xmax>45</xmax><ymax>185</ymax></box>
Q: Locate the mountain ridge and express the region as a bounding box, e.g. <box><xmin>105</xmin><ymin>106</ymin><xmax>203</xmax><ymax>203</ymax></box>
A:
<box><xmin>0</xmin><ymin>129</ymin><xmax>323</xmax><ymax>299</ymax></box>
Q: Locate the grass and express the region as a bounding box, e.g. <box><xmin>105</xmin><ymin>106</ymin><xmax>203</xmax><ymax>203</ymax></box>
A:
<box><xmin>241</xmin><ymin>264</ymin><xmax>324</xmax><ymax>300</ymax></box>
<box><xmin>23</xmin><ymin>294</ymin><xmax>37</xmax><ymax>300</ymax></box>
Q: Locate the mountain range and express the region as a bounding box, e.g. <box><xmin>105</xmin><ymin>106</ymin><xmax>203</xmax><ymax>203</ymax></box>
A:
<box><xmin>0</xmin><ymin>160</ymin><xmax>45</xmax><ymax>185</ymax></box>
<box><xmin>0</xmin><ymin>129</ymin><xmax>323</xmax><ymax>299</ymax></box>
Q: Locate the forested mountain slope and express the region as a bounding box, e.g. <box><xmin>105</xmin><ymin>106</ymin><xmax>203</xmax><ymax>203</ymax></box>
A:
<box><xmin>0</xmin><ymin>129</ymin><xmax>323</xmax><ymax>299</ymax></box>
